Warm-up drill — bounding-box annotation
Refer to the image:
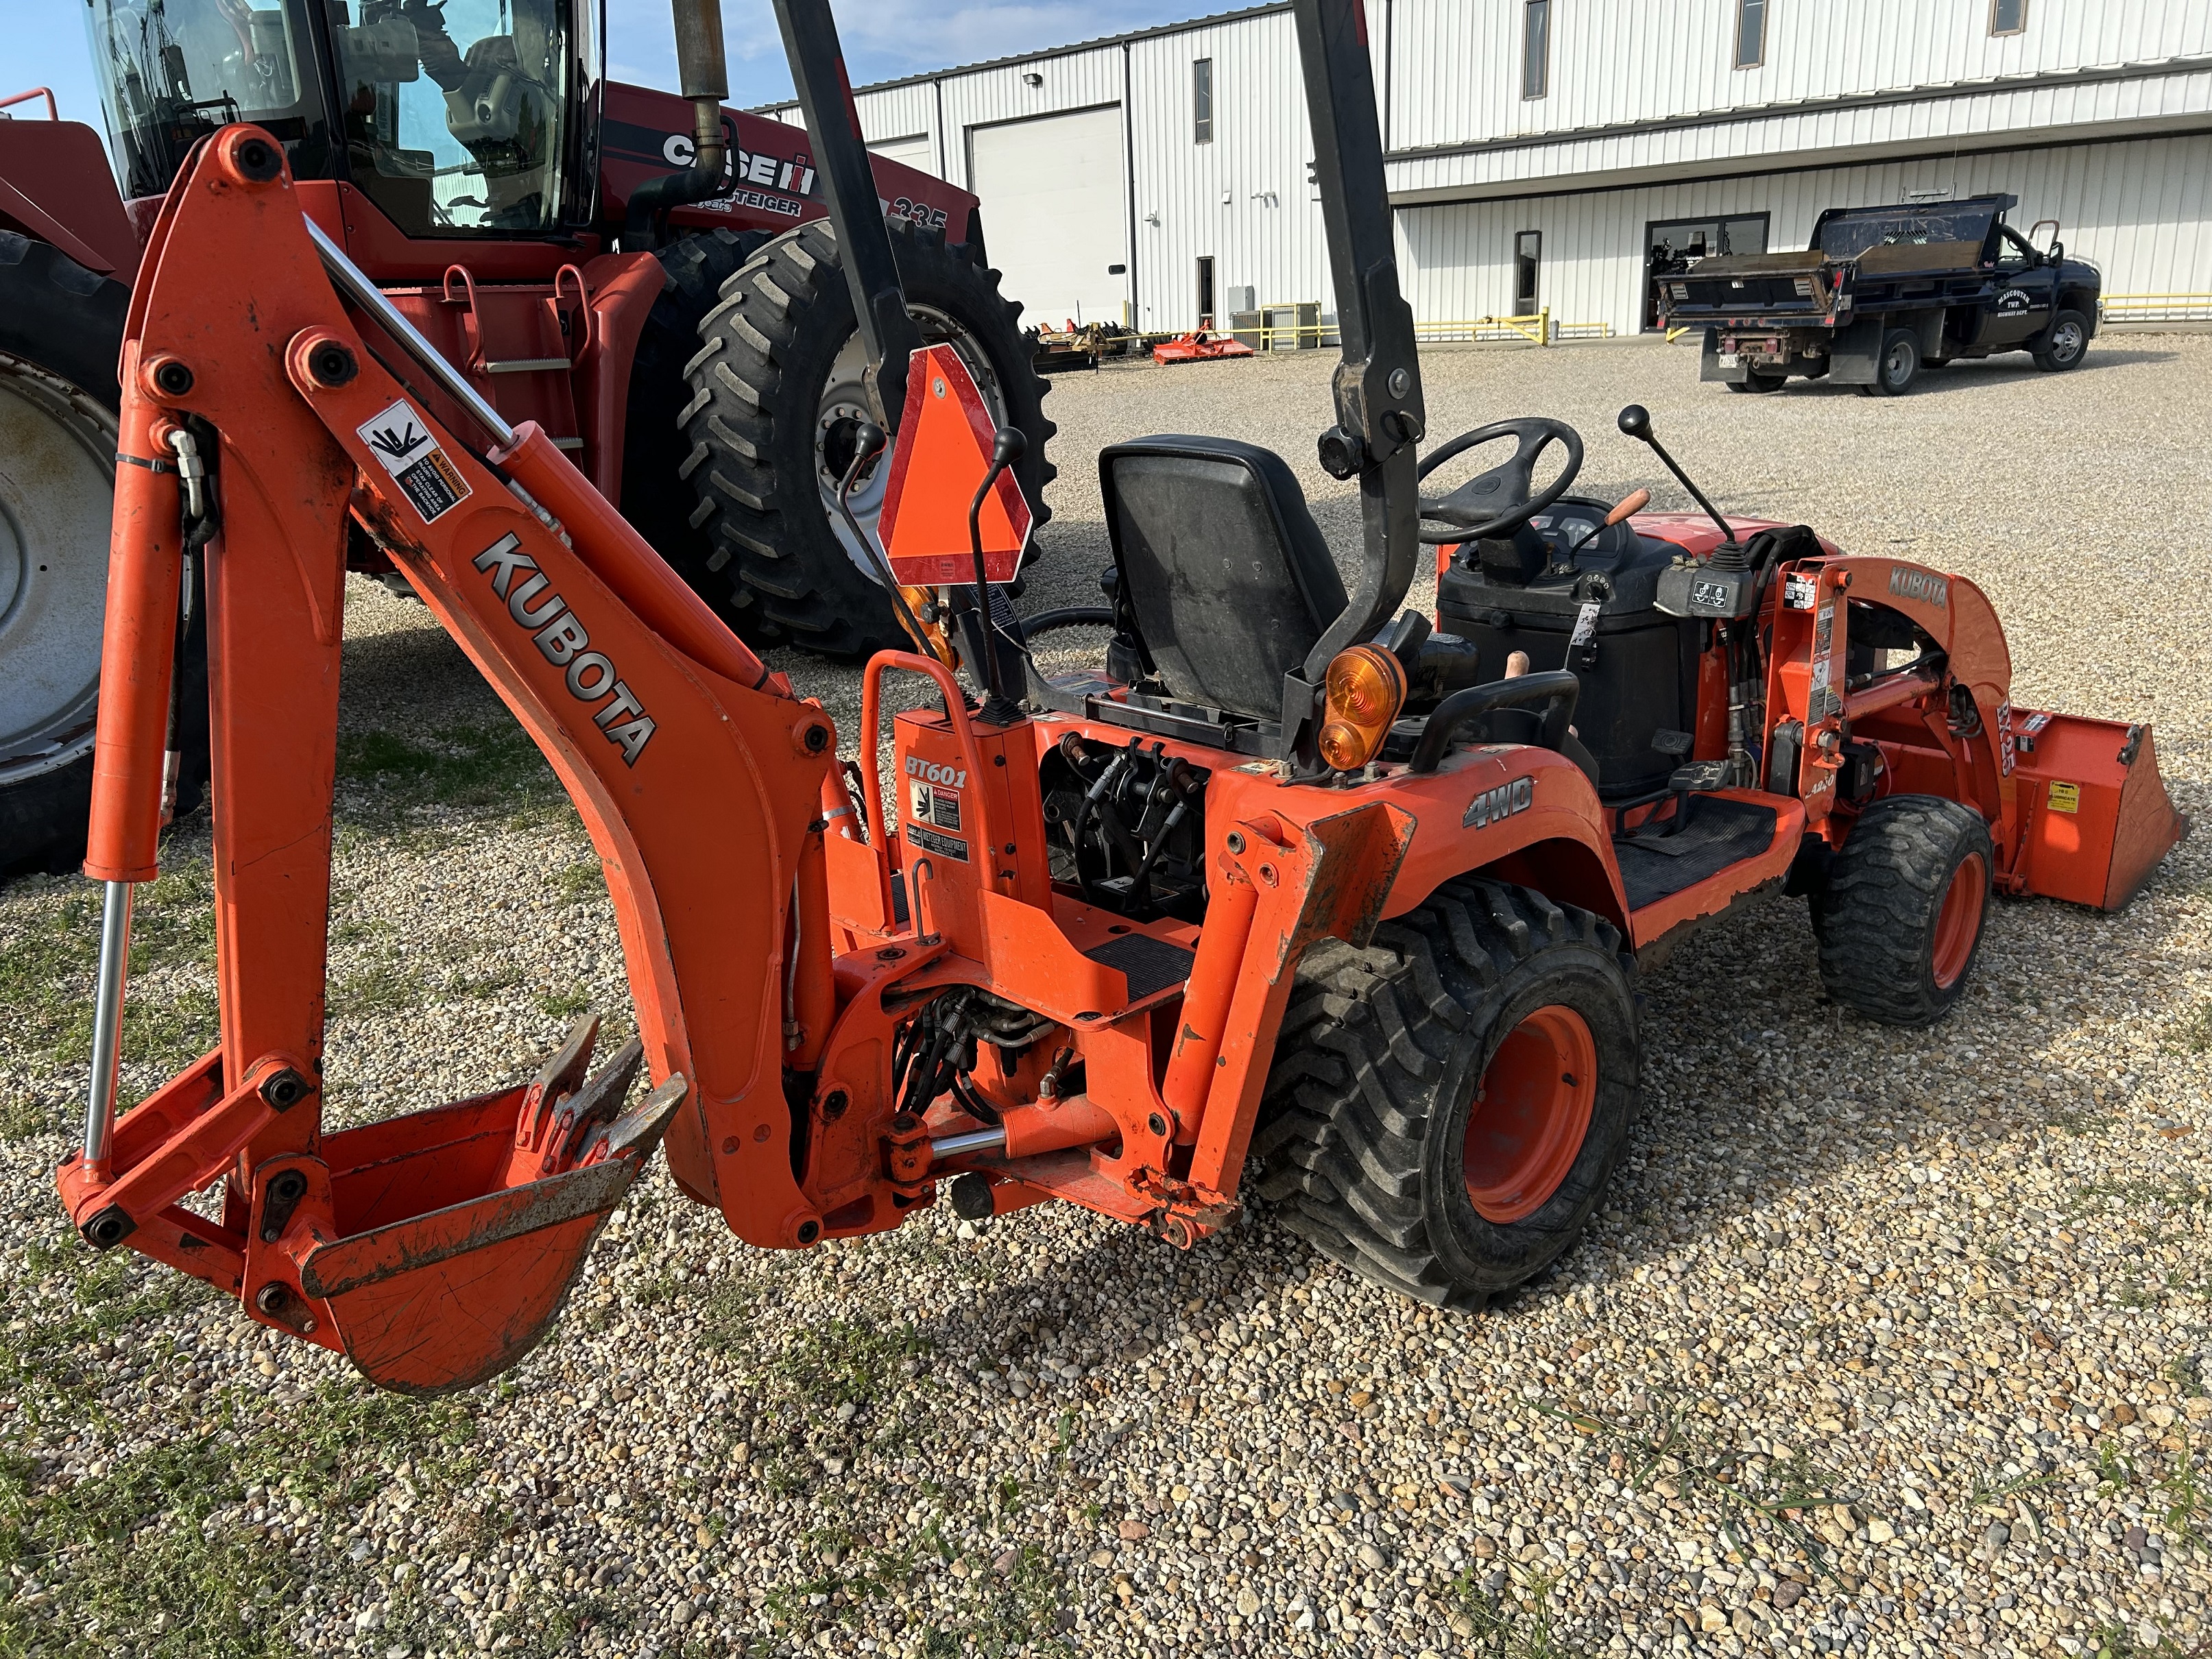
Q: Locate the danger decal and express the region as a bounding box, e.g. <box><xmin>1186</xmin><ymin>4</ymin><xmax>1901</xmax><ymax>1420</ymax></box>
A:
<box><xmin>472</xmin><ymin>534</ymin><xmax>656</xmax><ymax>766</ymax></box>
<box><xmin>358</xmin><ymin>399</ymin><xmax>471</xmax><ymax>524</ymax></box>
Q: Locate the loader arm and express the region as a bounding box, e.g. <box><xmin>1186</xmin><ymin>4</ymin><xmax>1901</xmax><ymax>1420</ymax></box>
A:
<box><xmin>58</xmin><ymin>129</ymin><xmax>837</xmax><ymax>1392</ymax></box>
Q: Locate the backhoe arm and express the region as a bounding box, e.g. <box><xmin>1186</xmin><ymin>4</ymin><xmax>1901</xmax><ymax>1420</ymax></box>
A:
<box><xmin>59</xmin><ymin>128</ymin><xmax>837</xmax><ymax>1392</ymax></box>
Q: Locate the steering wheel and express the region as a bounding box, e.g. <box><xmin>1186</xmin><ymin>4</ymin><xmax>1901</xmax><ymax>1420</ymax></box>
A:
<box><xmin>1415</xmin><ymin>417</ymin><xmax>1585</xmax><ymax>545</ymax></box>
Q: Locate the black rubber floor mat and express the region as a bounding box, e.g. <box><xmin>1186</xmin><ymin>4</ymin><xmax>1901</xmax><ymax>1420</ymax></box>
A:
<box><xmin>1085</xmin><ymin>933</ymin><xmax>1196</xmax><ymax>1001</ymax></box>
<box><xmin>1613</xmin><ymin>797</ymin><xmax>1779</xmax><ymax>911</ymax></box>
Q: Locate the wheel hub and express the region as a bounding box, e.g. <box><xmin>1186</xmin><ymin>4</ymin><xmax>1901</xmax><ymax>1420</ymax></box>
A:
<box><xmin>0</xmin><ymin>354</ymin><xmax>115</xmax><ymax>784</ymax></box>
<box><xmin>813</xmin><ymin>304</ymin><xmax>1009</xmax><ymax>585</ymax></box>
<box><xmin>1931</xmin><ymin>851</ymin><xmax>1987</xmax><ymax>989</ymax></box>
<box><xmin>1463</xmin><ymin>1004</ymin><xmax>1598</xmax><ymax>1224</ymax></box>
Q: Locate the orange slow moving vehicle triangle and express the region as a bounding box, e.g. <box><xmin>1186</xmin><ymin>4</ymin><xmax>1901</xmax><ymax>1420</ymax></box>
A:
<box><xmin>878</xmin><ymin>342</ymin><xmax>1032</xmax><ymax>585</ymax></box>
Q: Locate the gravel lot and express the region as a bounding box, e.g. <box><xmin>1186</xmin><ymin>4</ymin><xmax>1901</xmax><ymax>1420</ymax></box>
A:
<box><xmin>3</xmin><ymin>331</ymin><xmax>2209</xmax><ymax>1659</ymax></box>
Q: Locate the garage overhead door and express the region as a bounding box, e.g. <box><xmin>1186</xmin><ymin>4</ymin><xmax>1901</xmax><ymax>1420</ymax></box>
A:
<box><xmin>869</xmin><ymin>132</ymin><xmax>935</xmax><ymax>175</ymax></box>
<box><xmin>967</xmin><ymin>105</ymin><xmax>1127</xmax><ymax>329</ymax></box>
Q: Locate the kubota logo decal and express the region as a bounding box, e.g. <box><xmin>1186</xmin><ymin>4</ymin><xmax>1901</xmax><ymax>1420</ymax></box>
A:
<box><xmin>1888</xmin><ymin>566</ymin><xmax>1949</xmax><ymax>608</ymax></box>
<box><xmin>472</xmin><ymin>535</ymin><xmax>656</xmax><ymax>766</ymax></box>
<box><xmin>1463</xmin><ymin>776</ymin><xmax>1535</xmax><ymax>829</ymax></box>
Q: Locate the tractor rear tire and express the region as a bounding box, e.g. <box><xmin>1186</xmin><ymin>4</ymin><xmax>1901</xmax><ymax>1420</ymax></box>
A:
<box><xmin>620</xmin><ymin>227</ymin><xmax>771</xmax><ymax>581</ymax></box>
<box><xmin>679</xmin><ymin>217</ymin><xmax>1056</xmax><ymax>657</ymax></box>
<box><xmin>1812</xmin><ymin>794</ymin><xmax>1993</xmax><ymax>1026</ymax></box>
<box><xmin>1253</xmin><ymin>878</ymin><xmax>1639</xmax><ymax>1311</ymax></box>
<box><xmin>0</xmin><ymin>232</ymin><xmax>209</xmax><ymax>880</ymax></box>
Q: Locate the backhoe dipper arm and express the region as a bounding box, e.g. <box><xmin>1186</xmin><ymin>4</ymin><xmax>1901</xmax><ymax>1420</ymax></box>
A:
<box><xmin>771</xmin><ymin>0</ymin><xmax>924</xmax><ymax>429</ymax></box>
<box><xmin>59</xmin><ymin>129</ymin><xmax>836</xmax><ymax>1392</ymax></box>
<box><xmin>1296</xmin><ymin>0</ymin><xmax>1426</xmax><ymax>681</ymax></box>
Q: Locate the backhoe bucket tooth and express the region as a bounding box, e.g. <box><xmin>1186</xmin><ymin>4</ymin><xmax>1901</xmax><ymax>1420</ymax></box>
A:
<box><xmin>299</xmin><ymin>1044</ymin><xmax>686</xmax><ymax>1396</ymax></box>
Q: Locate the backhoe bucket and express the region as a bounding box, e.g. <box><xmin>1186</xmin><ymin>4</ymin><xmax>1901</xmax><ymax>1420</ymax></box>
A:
<box><xmin>297</xmin><ymin>1024</ymin><xmax>685</xmax><ymax>1395</ymax></box>
<box><xmin>2007</xmin><ymin>710</ymin><xmax>2187</xmax><ymax>909</ymax></box>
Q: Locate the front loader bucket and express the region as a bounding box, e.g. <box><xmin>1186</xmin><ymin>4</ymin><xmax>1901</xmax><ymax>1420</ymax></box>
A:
<box><xmin>2009</xmin><ymin>711</ymin><xmax>2188</xmax><ymax>909</ymax></box>
<box><xmin>298</xmin><ymin>1025</ymin><xmax>685</xmax><ymax>1395</ymax></box>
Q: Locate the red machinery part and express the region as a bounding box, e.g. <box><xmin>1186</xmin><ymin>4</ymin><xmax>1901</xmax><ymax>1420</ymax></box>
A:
<box><xmin>2006</xmin><ymin>712</ymin><xmax>2188</xmax><ymax>908</ymax></box>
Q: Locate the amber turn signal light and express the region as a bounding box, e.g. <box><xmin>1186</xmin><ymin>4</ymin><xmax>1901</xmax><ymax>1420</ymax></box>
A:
<box><xmin>1317</xmin><ymin>644</ymin><xmax>1408</xmax><ymax>772</ymax></box>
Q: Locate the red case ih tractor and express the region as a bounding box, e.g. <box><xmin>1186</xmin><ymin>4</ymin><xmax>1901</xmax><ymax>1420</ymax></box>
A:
<box><xmin>49</xmin><ymin>0</ymin><xmax>2185</xmax><ymax>1394</ymax></box>
<box><xmin>0</xmin><ymin>0</ymin><xmax>1054</xmax><ymax>875</ymax></box>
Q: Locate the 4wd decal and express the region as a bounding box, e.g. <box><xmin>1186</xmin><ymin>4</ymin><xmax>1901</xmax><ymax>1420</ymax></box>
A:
<box><xmin>1463</xmin><ymin>775</ymin><xmax>1534</xmax><ymax>829</ymax></box>
<box><xmin>357</xmin><ymin>399</ymin><xmax>470</xmax><ymax>524</ymax></box>
<box><xmin>472</xmin><ymin>535</ymin><xmax>656</xmax><ymax>766</ymax></box>
<box><xmin>1888</xmin><ymin>566</ymin><xmax>1949</xmax><ymax>608</ymax></box>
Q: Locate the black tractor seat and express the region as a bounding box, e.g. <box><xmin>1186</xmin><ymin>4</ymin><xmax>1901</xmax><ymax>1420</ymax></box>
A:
<box><xmin>1022</xmin><ymin>433</ymin><xmax>1594</xmax><ymax>786</ymax></box>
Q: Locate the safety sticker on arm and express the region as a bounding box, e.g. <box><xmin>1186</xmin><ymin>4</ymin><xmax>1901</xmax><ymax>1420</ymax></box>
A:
<box><xmin>356</xmin><ymin>399</ymin><xmax>472</xmax><ymax>524</ymax></box>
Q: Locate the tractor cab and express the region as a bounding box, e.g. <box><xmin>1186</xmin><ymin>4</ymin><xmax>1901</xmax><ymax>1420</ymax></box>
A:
<box><xmin>82</xmin><ymin>0</ymin><xmax>595</xmax><ymax>237</ymax></box>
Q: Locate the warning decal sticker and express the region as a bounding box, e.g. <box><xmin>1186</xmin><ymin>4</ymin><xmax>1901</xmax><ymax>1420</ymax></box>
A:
<box><xmin>2046</xmin><ymin>780</ymin><xmax>2081</xmax><ymax>814</ymax></box>
<box><xmin>357</xmin><ymin>399</ymin><xmax>472</xmax><ymax>524</ymax></box>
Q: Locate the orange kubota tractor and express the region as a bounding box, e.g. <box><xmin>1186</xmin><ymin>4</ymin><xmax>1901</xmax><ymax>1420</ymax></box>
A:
<box><xmin>55</xmin><ymin>0</ymin><xmax>2184</xmax><ymax>1395</ymax></box>
<box><xmin>0</xmin><ymin>0</ymin><xmax>1054</xmax><ymax>875</ymax></box>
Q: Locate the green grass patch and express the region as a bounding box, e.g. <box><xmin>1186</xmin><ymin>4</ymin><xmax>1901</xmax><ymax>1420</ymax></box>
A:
<box><xmin>0</xmin><ymin>1368</ymin><xmax>477</xmax><ymax>1658</ymax></box>
<box><xmin>335</xmin><ymin>721</ymin><xmax>562</xmax><ymax>819</ymax></box>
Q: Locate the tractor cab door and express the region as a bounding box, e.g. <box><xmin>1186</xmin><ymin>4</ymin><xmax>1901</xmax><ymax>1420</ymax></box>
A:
<box><xmin>1982</xmin><ymin>222</ymin><xmax>2056</xmax><ymax>348</ymax></box>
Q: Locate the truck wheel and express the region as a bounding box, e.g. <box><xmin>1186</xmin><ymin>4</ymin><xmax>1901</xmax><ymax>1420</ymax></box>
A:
<box><xmin>1859</xmin><ymin>328</ymin><xmax>1921</xmax><ymax>396</ymax></box>
<box><xmin>2032</xmin><ymin>309</ymin><xmax>2090</xmax><ymax>372</ymax></box>
<box><xmin>0</xmin><ymin>232</ymin><xmax>209</xmax><ymax>878</ymax></box>
<box><xmin>620</xmin><ymin>227</ymin><xmax>770</xmax><ymax>580</ymax></box>
<box><xmin>1728</xmin><ymin>368</ymin><xmax>1786</xmax><ymax>393</ymax></box>
<box><xmin>1812</xmin><ymin>795</ymin><xmax>1992</xmax><ymax>1026</ymax></box>
<box><xmin>680</xmin><ymin>218</ymin><xmax>1057</xmax><ymax>657</ymax></box>
<box><xmin>1253</xmin><ymin>879</ymin><xmax>1639</xmax><ymax>1311</ymax></box>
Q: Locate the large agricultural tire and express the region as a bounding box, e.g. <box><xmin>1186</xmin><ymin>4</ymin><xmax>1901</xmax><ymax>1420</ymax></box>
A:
<box><xmin>0</xmin><ymin>232</ymin><xmax>209</xmax><ymax>880</ymax></box>
<box><xmin>678</xmin><ymin>217</ymin><xmax>1056</xmax><ymax>657</ymax></box>
<box><xmin>618</xmin><ymin>227</ymin><xmax>771</xmax><ymax>581</ymax></box>
<box><xmin>1812</xmin><ymin>794</ymin><xmax>1992</xmax><ymax>1027</ymax></box>
<box><xmin>1252</xmin><ymin>879</ymin><xmax>1641</xmax><ymax>1311</ymax></box>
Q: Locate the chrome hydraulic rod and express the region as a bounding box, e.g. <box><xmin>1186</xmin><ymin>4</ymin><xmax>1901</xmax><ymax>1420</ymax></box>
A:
<box><xmin>304</xmin><ymin>219</ymin><xmax>517</xmax><ymax>448</ymax></box>
<box><xmin>81</xmin><ymin>879</ymin><xmax>133</xmax><ymax>1168</ymax></box>
<box><xmin>930</xmin><ymin>1126</ymin><xmax>1007</xmax><ymax>1160</ymax></box>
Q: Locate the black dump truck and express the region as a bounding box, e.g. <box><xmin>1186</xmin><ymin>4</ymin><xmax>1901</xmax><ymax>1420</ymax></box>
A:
<box><xmin>1657</xmin><ymin>194</ymin><xmax>2101</xmax><ymax>396</ymax></box>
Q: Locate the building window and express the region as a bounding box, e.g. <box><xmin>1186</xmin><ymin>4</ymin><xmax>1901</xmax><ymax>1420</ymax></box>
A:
<box><xmin>1193</xmin><ymin>58</ymin><xmax>1214</xmax><ymax>143</ymax></box>
<box><xmin>1522</xmin><ymin>1</ymin><xmax>1549</xmax><ymax>99</ymax></box>
<box><xmin>1991</xmin><ymin>0</ymin><xmax>2027</xmax><ymax>34</ymax></box>
<box><xmin>1197</xmin><ymin>256</ymin><xmax>1216</xmax><ymax>327</ymax></box>
<box><xmin>1513</xmin><ymin>231</ymin><xmax>1541</xmax><ymax>315</ymax></box>
<box><xmin>1734</xmin><ymin>0</ymin><xmax>1767</xmax><ymax>68</ymax></box>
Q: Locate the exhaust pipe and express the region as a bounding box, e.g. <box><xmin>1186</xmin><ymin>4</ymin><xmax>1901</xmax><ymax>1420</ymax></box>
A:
<box><xmin>623</xmin><ymin>2</ymin><xmax>732</xmax><ymax>249</ymax></box>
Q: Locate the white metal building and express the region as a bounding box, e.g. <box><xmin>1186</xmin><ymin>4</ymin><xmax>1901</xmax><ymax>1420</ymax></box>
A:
<box><xmin>765</xmin><ymin>1</ymin><xmax>2212</xmax><ymax>338</ymax></box>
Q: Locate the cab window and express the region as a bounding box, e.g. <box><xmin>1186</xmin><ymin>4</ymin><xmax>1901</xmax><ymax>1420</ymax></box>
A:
<box><xmin>1993</xmin><ymin>226</ymin><xmax>2036</xmax><ymax>272</ymax></box>
<box><xmin>332</xmin><ymin>0</ymin><xmax>573</xmax><ymax>235</ymax></box>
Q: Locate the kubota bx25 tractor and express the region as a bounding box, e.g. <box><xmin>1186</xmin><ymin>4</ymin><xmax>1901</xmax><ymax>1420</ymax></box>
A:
<box><xmin>0</xmin><ymin>0</ymin><xmax>1055</xmax><ymax>874</ymax></box>
<box><xmin>51</xmin><ymin>0</ymin><xmax>2183</xmax><ymax>1394</ymax></box>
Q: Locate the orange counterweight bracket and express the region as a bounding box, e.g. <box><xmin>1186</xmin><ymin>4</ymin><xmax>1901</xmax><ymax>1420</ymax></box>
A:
<box><xmin>56</xmin><ymin>127</ymin><xmax>838</xmax><ymax>1393</ymax></box>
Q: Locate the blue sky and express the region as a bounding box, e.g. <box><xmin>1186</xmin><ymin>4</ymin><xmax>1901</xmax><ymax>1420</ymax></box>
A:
<box><xmin>8</xmin><ymin>2</ymin><xmax>1197</xmax><ymax>139</ymax></box>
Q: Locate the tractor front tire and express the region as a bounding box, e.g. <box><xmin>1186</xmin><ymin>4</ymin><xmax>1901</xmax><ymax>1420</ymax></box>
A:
<box><xmin>1812</xmin><ymin>794</ymin><xmax>1993</xmax><ymax>1026</ymax></box>
<box><xmin>679</xmin><ymin>218</ymin><xmax>1055</xmax><ymax>657</ymax></box>
<box><xmin>0</xmin><ymin>232</ymin><xmax>209</xmax><ymax>879</ymax></box>
<box><xmin>1253</xmin><ymin>879</ymin><xmax>1639</xmax><ymax>1311</ymax></box>
<box><xmin>621</xmin><ymin>227</ymin><xmax>771</xmax><ymax>580</ymax></box>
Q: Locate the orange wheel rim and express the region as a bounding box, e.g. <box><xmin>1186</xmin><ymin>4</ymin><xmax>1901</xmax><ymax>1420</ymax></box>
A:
<box><xmin>1463</xmin><ymin>1004</ymin><xmax>1597</xmax><ymax>1225</ymax></box>
<box><xmin>1932</xmin><ymin>851</ymin><xmax>1986</xmax><ymax>989</ymax></box>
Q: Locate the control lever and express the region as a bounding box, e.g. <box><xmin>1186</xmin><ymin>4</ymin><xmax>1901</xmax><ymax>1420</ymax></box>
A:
<box><xmin>1616</xmin><ymin>405</ymin><xmax>1740</xmax><ymax>559</ymax></box>
<box><xmin>967</xmin><ymin>427</ymin><xmax>1029</xmax><ymax>723</ymax></box>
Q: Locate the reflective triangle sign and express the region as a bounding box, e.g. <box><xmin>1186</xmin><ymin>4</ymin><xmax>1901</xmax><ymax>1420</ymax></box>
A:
<box><xmin>878</xmin><ymin>343</ymin><xmax>1032</xmax><ymax>586</ymax></box>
